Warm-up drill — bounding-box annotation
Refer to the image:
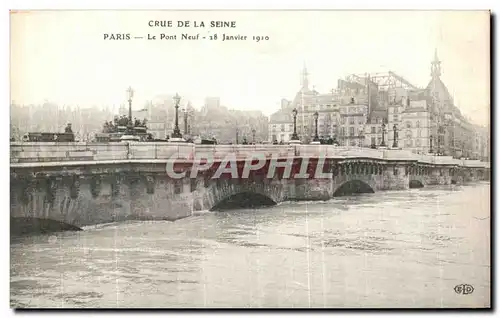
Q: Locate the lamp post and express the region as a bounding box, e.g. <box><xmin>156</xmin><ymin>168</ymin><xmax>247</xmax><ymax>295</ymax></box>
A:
<box><xmin>183</xmin><ymin>107</ymin><xmax>188</xmax><ymax>135</ymax></box>
<box><xmin>126</xmin><ymin>86</ymin><xmax>134</xmax><ymax>134</ymax></box>
<box><xmin>380</xmin><ymin>122</ymin><xmax>386</xmax><ymax>147</ymax></box>
<box><xmin>392</xmin><ymin>124</ymin><xmax>398</xmax><ymax>148</ymax></box>
<box><xmin>437</xmin><ymin>125</ymin><xmax>443</xmax><ymax>155</ymax></box>
<box><xmin>291</xmin><ymin>108</ymin><xmax>299</xmax><ymax>141</ymax></box>
<box><xmin>358</xmin><ymin>128</ymin><xmax>364</xmax><ymax>147</ymax></box>
<box><xmin>236</xmin><ymin>128</ymin><xmax>239</xmax><ymax>144</ymax></box>
<box><xmin>313</xmin><ymin>111</ymin><xmax>320</xmax><ymax>142</ymax></box>
<box><xmin>171</xmin><ymin>93</ymin><xmax>183</xmax><ymax>140</ymax></box>
<box><xmin>252</xmin><ymin>129</ymin><xmax>256</xmax><ymax>144</ymax></box>
<box><xmin>429</xmin><ymin>135</ymin><xmax>433</xmax><ymax>153</ymax></box>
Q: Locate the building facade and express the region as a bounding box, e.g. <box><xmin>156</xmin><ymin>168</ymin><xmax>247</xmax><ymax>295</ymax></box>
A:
<box><xmin>268</xmin><ymin>53</ymin><xmax>489</xmax><ymax>161</ymax></box>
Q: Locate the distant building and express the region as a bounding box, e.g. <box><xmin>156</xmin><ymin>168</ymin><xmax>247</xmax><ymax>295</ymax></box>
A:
<box><xmin>268</xmin><ymin>52</ymin><xmax>488</xmax><ymax>158</ymax></box>
<box><xmin>269</xmin><ymin>110</ymin><xmax>293</xmax><ymax>143</ymax></box>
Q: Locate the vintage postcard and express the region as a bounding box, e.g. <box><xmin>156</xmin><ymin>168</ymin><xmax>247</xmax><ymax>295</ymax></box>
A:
<box><xmin>9</xmin><ymin>10</ymin><xmax>490</xmax><ymax>309</ymax></box>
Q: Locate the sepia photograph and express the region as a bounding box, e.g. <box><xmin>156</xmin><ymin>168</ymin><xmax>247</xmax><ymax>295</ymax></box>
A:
<box><xmin>9</xmin><ymin>9</ymin><xmax>491</xmax><ymax>309</ymax></box>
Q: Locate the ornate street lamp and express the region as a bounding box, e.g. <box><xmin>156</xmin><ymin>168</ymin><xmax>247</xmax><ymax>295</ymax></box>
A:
<box><xmin>437</xmin><ymin>125</ymin><xmax>443</xmax><ymax>155</ymax></box>
<box><xmin>126</xmin><ymin>86</ymin><xmax>134</xmax><ymax>134</ymax></box>
<box><xmin>183</xmin><ymin>107</ymin><xmax>188</xmax><ymax>135</ymax></box>
<box><xmin>392</xmin><ymin>124</ymin><xmax>398</xmax><ymax>148</ymax></box>
<box><xmin>291</xmin><ymin>108</ymin><xmax>299</xmax><ymax>141</ymax></box>
<box><xmin>313</xmin><ymin>111</ymin><xmax>320</xmax><ymax>142</ymax></box>
<box><xmin>358</xmin><ymin>129</ymin><xmax>364</xmax><ymax>147</ymax></box>
<box><xmin>380</xmin><ymin>122</ymin><xmax>386</xmax><ymax>147</ymax></box>
<box><xmin>171</xmin><ymin>93</ymin><xmax>182</xmax><ymax>139</ymax></box>
<box><xmin>252</xmin><ymin>129</ymin><xmax>256</xmax><ymax>144</ymax></box>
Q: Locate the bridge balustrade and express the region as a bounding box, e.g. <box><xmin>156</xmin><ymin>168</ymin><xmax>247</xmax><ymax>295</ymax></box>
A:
<box><xmin>9</xmin><ymin>141</ymin><xmax>490</xmax><ymax>169</ymax></box>
<box><xmin>128</xmin><ymin>142</ymin><xmax>195</xmax><ymax>159</ymax></box>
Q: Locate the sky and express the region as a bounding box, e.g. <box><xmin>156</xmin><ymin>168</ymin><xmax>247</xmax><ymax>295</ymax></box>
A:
<box><xmin>10</xmin><ymin>10</ymin><xmax>490</xmax><ymax>125</ymax></box>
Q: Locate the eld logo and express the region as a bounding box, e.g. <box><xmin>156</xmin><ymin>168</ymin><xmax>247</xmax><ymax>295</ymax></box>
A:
<box><xmin>454</xmin><ymin>284</ymin><xmax>474</xmax><ymax>295</ymax></box>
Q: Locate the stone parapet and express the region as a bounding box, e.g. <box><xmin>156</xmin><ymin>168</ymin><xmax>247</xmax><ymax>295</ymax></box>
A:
<box><xmin>10</xmin><ymin>142</ymin><xmax>490</xmax><ymax>169</ymax></box>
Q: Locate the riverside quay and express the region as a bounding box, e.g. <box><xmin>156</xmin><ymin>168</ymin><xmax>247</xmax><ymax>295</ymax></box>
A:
<box><xmin>10</xmin><ymin>142</ymin><xmax>490</xmax><ymax>232</ymax></box>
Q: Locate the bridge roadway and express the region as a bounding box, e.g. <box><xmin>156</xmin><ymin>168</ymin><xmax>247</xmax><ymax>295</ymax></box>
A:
<box><xmin>10</xmin><ymin>142</ymin><xmax>490</xmax><ymax>231</ymax></box>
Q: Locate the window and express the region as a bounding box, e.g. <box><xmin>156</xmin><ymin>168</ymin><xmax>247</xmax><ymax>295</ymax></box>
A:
<box><xmin>349</xmin><ymin>117</ymin><xmax>355</xmax><ymax>125</ymax></box>
<box><xmin>371</xmin><ymin>137</ymin><xmax>376</xmax><ymax>145</ymax></box>
<box><xmin>416</xmin><ymin>139</ymin><xmax>421</xmax><ymax>146</ymax></box>
<box><xmin>349</xmin><ymin>127</ymin><xmax>354</xmax><ymax>136</ymax></box>
<box><xmin>418</xmin><ymin>129</ymin><xmax>422</xmax><ymax>137</ymax></box>
<box><xmin>406</xmin><ymin>130</ymin><xmax>412</xmax><ymax>138</ymax></box>
<box><xmin>340</xmin><ymin>117</ymin><xmax>346</xmax><ymax>124</ymax></box>
<box><xmin>174</xmin><ymin>180</ymin><xmax>182</xmax><ymax>194</ymax></box>
<box><xmin>341</xmin><ymin>127</ymin><xmax>345</xmax><ymax>136</ymax></box>
<box><xmin>371</xmin><ymin>127</ymin><xmax>376</xmax><ymax>134</ymax></box>
<box><xmin>280</xmin><ymin>124</ymin><xmax>285</xmax><ymax>132</ymax></box>
<box><xmin>406</xmin><ymin>121</ymin><xmax>412</xmax><ymax>129</ymax></box>
<box><xmin>416</xmin><ymin>120</ymin><xmax>420</xmax><ymax>128</ymax></box>
<box><xmin>350</xmin><ymin>140</ymin><xmax>356</xmax><ymax>146</ymax></box>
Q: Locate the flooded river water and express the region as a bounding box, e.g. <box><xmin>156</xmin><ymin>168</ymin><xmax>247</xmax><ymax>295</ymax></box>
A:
<box><xmin>11</xmin><ymin>183</ymin><xmax>490</xmax><ymax>308</ymax></box>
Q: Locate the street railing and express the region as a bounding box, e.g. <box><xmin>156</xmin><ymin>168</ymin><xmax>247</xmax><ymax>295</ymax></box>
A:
<box><xmin>9</xmin><ymin>141</ymin><xmax>490</xmax><ymax>168</ymax></box>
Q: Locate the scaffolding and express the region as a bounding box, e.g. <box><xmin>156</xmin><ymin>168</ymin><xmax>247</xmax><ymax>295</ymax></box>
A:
<box><xmin>345</xmin><ymin>71</ymin><xmax>420</xmax><ymax>91</ymax></box>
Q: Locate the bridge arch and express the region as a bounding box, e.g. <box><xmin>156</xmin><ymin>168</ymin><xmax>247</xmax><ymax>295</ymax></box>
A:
<box><xmin>332</xmin><ymin>180</ymin><xmax>375</xmax><ymax>197</ymax></box>
<box><xmin>11</xmin><ymin>217</ymin><xmax>82</xmax><ymax>236</ymax></box>
<box><xmin>202</xmin><ymin>179</ymin><xmax>284</xmax><ymax>212</ymax></box>
<box><xmin>210</xmin><ymin>191</ymin><xmax>277</xmax><ymax>211</ymax></box>
<box><xmin>409</xmin><ymin>179</ymin><xmax>424</xmax><ymax>188</ymax></box>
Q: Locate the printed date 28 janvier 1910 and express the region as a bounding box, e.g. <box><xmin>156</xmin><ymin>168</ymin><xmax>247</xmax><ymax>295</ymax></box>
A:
<box><xmin>103</xmin><ymin>33</ymin><xmax>270</xmax><ymax>42</ymax></box>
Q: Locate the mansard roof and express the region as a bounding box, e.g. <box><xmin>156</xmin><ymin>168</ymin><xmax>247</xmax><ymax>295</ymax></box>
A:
<box><xmin>426</xmin><ymin>76</ymin><xmax>453</xmax><ymax>103</ymax></box>
<box><xmin>269</xmin><ymin>109</ymin><xmax>292</xmax><ymax>123</ymax></box>
<box><xmin>367</xmin><ymin>108</ymin><xmax>388</xmax><ymax>122</ymax></box>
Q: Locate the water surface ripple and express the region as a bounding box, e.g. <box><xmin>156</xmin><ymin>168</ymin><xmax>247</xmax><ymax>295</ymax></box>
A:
<box><xmin>11</xmin><ymin>183</ymin><xmax>490</xmax><ymax>308</ymax></box>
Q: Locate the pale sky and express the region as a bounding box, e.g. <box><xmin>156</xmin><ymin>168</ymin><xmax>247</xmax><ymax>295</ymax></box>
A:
<box><xmin>10</xmin><ymin>10</ymin><xmax>490</xmax><ymax>125</ymax></box>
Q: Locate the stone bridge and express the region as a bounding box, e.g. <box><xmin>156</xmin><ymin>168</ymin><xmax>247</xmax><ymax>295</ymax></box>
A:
<box><xmin>10</xmin><ymin>142</ymin><xmax>490</xmax><ymax>232</ymax></box>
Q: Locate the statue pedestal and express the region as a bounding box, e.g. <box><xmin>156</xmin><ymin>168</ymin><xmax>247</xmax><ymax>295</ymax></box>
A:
<box><xmin>310</xmin><ymin>141</ymin><xmax>321</xmax><ymax>145</ymax></box>
<box><xmin>289</xmin><ymin>139</ymin><xmax>302</xmax><ymax>145</ymax></box>
<box><xmin>168</xmin><ymin>137</ymin><xmax>186</xmax><ymax>143</ymax></box>
<box><xmin>120</xmin><ymin>135</ymin><xmax>140</xmax><ymax>142</ymax></box>
<box><xmin>378</xmin><ymin>146</ymin><xmax>388</xmax><ymax>150</ymax></box>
